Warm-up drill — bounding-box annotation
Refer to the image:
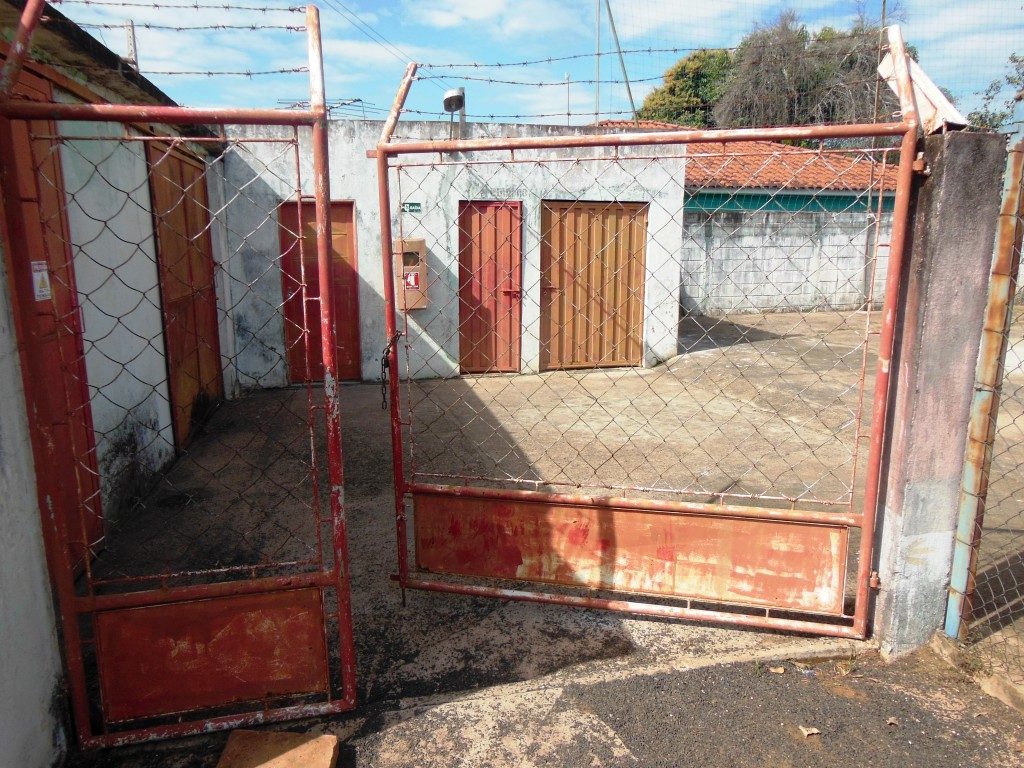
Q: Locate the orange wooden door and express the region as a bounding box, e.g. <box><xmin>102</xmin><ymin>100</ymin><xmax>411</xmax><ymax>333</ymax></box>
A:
<box><xmin>540</xmin><ymin>201</ymin><xmax>647</xmax><ymax>370</ymax></box>
<box><xmin>280</xmin><ymin>201</ymin><xmax>361</xmax><ymax>382</ymax></box>
<box><xmin>458</xmin><ymin>200</ymin><xmax>522</xmax><ymax>373</ymax></box>
<box><xmin>147</xmin><ymin>144</ymin><xmax>224</xmax><ymax>449</ymax></box>
<box><xmin>0</xmin><ymin>74</ymin><xmax>103</xmax><ymax>560</ymax></box>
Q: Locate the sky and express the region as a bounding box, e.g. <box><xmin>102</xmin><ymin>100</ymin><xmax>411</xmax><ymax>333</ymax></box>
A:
<box><xmin>49</xmin><ymin>0</ymin><xmax>1023</xmax><ymax>127</ymax></box>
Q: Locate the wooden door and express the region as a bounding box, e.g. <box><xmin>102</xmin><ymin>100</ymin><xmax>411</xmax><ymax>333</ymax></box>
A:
<box><xmin>147</xmin><ymin>144</ymin><xmax>224</xmax><ymax>449</ymax></box>
<box><xmin>0</xmin><ymin>73</ymin><xmax>102</xmax><ymax>560</ymax></box>
<box><xmin>540</xmin><ymin>201</ymin><xmax>647</xmax><ymax>370</ymax></box>
<box><xmin>458</xmin><ymin>200</ymin><xmax>522</xmax><ymax>373</ymax></box>
<box><xmin>280</xmin><ymin>201</ymin><xmax>361</xmax><ymax>382</ymax></box>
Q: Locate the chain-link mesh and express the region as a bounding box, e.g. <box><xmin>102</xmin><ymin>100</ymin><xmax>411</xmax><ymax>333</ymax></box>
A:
<box><xmin>392</xmin><ymin>142</ymin><xmax>896</xmax><ymax>516</ymax></box>
<box><xmin>28</xmin><ymin>127</ymin><xmax>336</xmax><ymax>590</ymax></box>
<box><xmin>961</xmin><ymin>144</ymin><xmax>1024</xmax><ymax>687</ymax></box>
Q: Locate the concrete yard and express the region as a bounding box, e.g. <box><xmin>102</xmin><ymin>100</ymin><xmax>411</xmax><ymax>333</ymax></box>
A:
<box><xmin>65</xmin><ymin>310</ymin><xmax>1024</xmax><ymax>766</ymax></box>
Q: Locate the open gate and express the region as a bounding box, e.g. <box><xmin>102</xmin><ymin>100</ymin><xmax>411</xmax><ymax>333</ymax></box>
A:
<box><xmin>375</xmin><ymin>28</ymin><xmax>920</xmax><ymax>639</ymax></box>
<box><xmin>0</xmin><ymin>4</ymin><xmax>355</xmax><ymax>747</ymax></box>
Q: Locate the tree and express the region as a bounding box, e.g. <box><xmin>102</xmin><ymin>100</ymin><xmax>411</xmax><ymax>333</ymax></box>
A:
<box><xmin>637</xmin><ymin>48</ymin><xmax>732</xmax><ymax>127</ymax></box>
<box><xmin>713</xmin><ymin>11</ymin><xmax>898</xmax><ymax>129</ymax></box>
<box><xmin>968</xmin><ymin>54</ymin><xmax>1023</xmax><ymax>132</ymax></box>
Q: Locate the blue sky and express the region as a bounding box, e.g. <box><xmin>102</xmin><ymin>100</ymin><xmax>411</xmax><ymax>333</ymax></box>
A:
<box><xmin>56</xmin><ymin>0</ymin><xmax>1023</xmax><ymax>125</ymax></box>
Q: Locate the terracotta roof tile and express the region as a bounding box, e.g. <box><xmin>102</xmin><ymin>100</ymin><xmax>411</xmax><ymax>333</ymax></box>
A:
<box><xmin>595</xmin><ymin>121</ymin><xmax>896</xmax><ymax>192</ymax></box>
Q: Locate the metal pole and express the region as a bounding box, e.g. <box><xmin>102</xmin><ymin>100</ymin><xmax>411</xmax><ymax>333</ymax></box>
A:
<box><xmin>603</xmin><ymin>0</ymin><xmax>639</xmax><ymax>126</ymax></box>
<box><xmin>853</xmin><ymin>25</ymin><xmax>920</xmax><ymax>638</ymax></box>
<box><xmin>0</xmin><ymin>0</ymin><xmax>46</xmax><ymax>100</ymax></box>
<box><xmin>306</xmin><ymin>4</ymin><xmax>357</xmax><ymax>706</ymax></box>
<box><xmin>376</xmin><ymin>64</ymin><xmax>418</xmax><ymax>590</ymax></box>
<box><xmin>595</xmin><ymin>0</ymin><xmax>600</xmax><ymax>122</ymax></box>
<box><xmin>124</xmin><ymin>19</ymin><xmax>138</xmax><ymax>70</ymax></box>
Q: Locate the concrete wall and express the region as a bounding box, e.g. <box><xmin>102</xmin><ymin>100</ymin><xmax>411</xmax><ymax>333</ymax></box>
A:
<box><xmin>875</xmin><ymin>131</ymin><xmax>1008</xmax><ymax>656</ymax></box>
<box><xmin>0</xmin><ymin>206</ymin><xmax>66</xmax><ymax>768</ymax></box>
<box><xmin>225</xmin><ymin>120</ymin><xmax>685</xmax><ymax>380</ymax></box>
<box><xmin>681</xmin><ymin>206</ymin><xmax>892</xmax><ymax>314</ymax></box>
<box><xmin>56</xmin><ymin>116</ymin><xmax>176</xmax><ymax>522</ymax></box>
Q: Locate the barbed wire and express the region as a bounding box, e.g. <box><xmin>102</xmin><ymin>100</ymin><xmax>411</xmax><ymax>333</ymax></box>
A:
<box><xmin>54</xmin><ymin>0</ymin><xmax>304</xmax><ymax>11</ymax></box>
<box><xmin>67</xmin><ymin>20</ymin><xmax>306</xmax><ymax>31</ymax></box>
<box><xmin>415</xmin><ymin>73</ymin><xmax>665</xmax><ymax>87</ymax></box>
<box><xmin>418</xmin><ymin>31</ymin><xmax>880</xmax><ymax>70</ymax></box>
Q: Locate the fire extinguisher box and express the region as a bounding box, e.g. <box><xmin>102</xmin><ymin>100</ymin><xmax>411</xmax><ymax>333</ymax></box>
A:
<box><xmin>394</xmin><ymin>238</ymin><xmax>428</xmax><ymax>310</ymax></box>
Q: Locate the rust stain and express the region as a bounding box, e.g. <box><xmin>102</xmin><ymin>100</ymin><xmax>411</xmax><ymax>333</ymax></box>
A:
<box><xmin>95</xmin><ymin>588</ymin><xmax>329</xmax><ymax>723</ymax></box>
<box><xmin>414</xmin><ymin>493</ymin><xmax>847</xmax><ymax>614</ymax></box>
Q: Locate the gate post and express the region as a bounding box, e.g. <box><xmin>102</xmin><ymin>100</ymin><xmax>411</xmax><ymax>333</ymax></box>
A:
<box><xmin>875</xmin><ymin>131</ymin><xmax>1008</xmax><ymax>657</ymax></box>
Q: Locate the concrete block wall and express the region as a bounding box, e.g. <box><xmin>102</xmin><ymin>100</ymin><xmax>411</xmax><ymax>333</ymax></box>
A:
<box><xmin>681</xmin><ymin>208</ymin><xmax>893</xmax><ymax>314</ymax></box>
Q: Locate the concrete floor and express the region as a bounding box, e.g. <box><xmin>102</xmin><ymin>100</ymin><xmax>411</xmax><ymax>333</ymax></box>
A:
<box><xmin>65</xmin><ymin>309</ymin><xmax>1024</xmax><ymax>765</ymax></box>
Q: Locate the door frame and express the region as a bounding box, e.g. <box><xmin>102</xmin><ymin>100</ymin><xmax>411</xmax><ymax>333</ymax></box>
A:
<box><xmin>458</xmin><ymin>199</ymin><xmax>523</xmax><ymax>374</ymax></box>
<box><xmin>279</xmin><ymin>198</ymin><xmax>362</xmax><ymax>382</ymax></box>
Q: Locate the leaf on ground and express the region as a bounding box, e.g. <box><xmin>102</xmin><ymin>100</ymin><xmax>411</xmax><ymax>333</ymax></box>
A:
<box><xmin>799</xmin><ymin>726</ymin><xmax>821</xmax><ymax>738</ymax></box>
<box><xmin>886</xmin><ymin>717</ymin><xmax>898</xmax><ymax>726</ymax></box>
<box><xmin>835</xmin><ymin>660</ymin><xmax>856</xmax><ymax>677</ymax></box>
<box><xmin>769</xmin><ymin>666</ymin><xmax>786</xmax><ymax>674</ymax></box>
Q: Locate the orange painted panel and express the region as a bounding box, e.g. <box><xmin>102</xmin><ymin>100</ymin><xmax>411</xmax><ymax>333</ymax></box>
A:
<box><xmin>414</xmin><ymin>493</ymin><xmax>847</xmax><ymax>614</ymax></box>
<box><xmin>458</xmin><ymin>201</ymin><xmax>522</xmax><ymax>373</ymax></box>
<box><xmin>279</xmin><ymin>201</ymin><xmax>361</xmax><ymax>382</ymax></box>
<box><xmin>95</xmin><ymin>588</ymin><xmax>330</xmax><ymax>723</ymax></box>
<box><xmin>540</xmin><ymin>201</ymin><xmax>647</xmax><ymax>370</ymax></box>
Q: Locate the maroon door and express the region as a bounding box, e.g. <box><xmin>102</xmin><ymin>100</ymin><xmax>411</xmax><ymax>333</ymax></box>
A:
<box><xmin>280</xmin><ymin>200</ymin><xmax>361</xmax><ymax>381</ymax></box>
<box><xmin>458</xmin><ymin>200</ymin><xmax>522</xmax><ymax>373</ymax></box>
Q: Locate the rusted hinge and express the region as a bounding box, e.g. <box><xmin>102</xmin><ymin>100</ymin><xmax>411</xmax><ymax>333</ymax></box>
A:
<box><xmin>912</xmin><ymin>153</ymin><xmax>929</xmax><ymax>175</ymax></box>
<box><xmin>869</xmin><ymin>571</ymin><xmax>881</xmax><ymax>590</ymax></box>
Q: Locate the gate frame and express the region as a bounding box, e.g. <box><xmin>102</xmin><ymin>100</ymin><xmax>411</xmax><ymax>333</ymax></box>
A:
<box><xmin>945</xmin><ymin>140</ymin><xmax>1024</xmax><ymax>640</ymax></box>
<box><xmin>0</xmin><ymin>3</ymin><xmax>357</xmax><ymax>748</ymax></box>
<box><xmin>374</xmin><ymin>26</ymin><xmax>921</xmax><ymax>641</ymax></box>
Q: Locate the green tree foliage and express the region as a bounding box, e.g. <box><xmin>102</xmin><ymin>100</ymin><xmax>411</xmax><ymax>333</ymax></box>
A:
<box><xmin>714</xmin><ymin>11</ymin><xmax>897</xmax><ymax>128</ymax></box>
<box><xmin>637</xmin><ymin>48</ymin><xmax>732</xmax><ymax>127</ymax></box>
<box><xmin>637</xmin><ymin>10</ymin><xmax>903</xmax><ymax>131</ymax></box>
<box><xmin>968</xmin><ymin>54</ymin><xmax>1023</xmax><ymax>132</ymax></box>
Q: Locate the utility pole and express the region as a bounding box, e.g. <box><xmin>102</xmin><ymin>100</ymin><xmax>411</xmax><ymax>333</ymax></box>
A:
<box><xmin>594</xmin><ymin>0</ymin><xmax>600</xmax><ymax>123</ymax></box>
<box><xmin>123</xmin><ymin>19</ymin><xmax>138</xmax><ymax>70</ymax></box>
<box><xmin>566</xmin><ymin>74</ymin><xmax>571</xmax><ymax>125</ymax></box>
<box><xmin>603</xmin><ymin>0</ymin><xmax>639</xmax><ymax>126</ymax></box>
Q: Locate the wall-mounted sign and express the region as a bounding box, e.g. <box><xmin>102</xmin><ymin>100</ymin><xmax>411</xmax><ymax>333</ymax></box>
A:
<box><xmin>31</xmin><ymin>261</ymin><xmax>52</xmax><ymax>301</ymax></box>
<box><xmin>404</xmin><ymin>270</ymin><xmax>420</xmax><ymax>290</ymax></box>
<box><xmin>401</xmin><ymin>202</ymin><xmax>422</xmax><ymax>214</ymax></box>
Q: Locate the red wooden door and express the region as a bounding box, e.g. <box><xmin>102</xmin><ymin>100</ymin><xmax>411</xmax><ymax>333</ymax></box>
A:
<box><xmin>147</xmin><ymin>144</ymin><xmax>224</xmax><ymax>449</ymax></box>
<box><xmin>458</xmin><ymin>200</ymin><xmax>522</xmax><ymax>373</ymax></box>
<box><xmin>280</xmin><ymin>201</ymin><xmax>361</xmax><ymax>381</ymax></box>
<box><xmin>0</xmin><ymin>73</ymin><xmax>102</xmax><ymax>561</ymax></box>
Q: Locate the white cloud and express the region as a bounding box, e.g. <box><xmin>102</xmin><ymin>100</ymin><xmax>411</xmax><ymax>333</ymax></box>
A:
<box><xmin>403</xmin><ymin>0</ymin><xmax>584</xmax><ymax>37</ymax></box>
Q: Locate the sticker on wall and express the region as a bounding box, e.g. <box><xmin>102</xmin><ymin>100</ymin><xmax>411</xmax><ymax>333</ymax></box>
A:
<box><xmin>31</xmin><ymin>261</ymin><xmax>52</xmax><ymax>301</ymax></box>
<box><xmin>405</xmin><ymin>271</ymin><xmax>420</xmax><ymax>290</ymax></box>
<box><xmin>401</xmin><ymin>202</ymin><xmax>422</xmax><ymax>214</ymax></box>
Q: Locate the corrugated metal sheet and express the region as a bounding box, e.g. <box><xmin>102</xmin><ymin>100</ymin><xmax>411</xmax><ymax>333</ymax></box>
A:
<box><xmin>540</xmin><ymin>201</ymin><xmax>646</xmax><ymax>369</ymax></box>
<box><xmin>458</xmin><ymin>200</ymin><xmax>522</xmax><ymax>373</ymax></box>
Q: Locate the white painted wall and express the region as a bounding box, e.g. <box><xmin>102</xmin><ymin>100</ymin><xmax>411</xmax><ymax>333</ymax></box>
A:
<box><xmin>56</xmin><ymin>119</ymin><xmax>176</xmax><ymax>523</ymax></box>
<box><xmin>225</xmin><ymin>121</ymin><xmax>685</xmax><ymax>380</ymax></box>
<box><xmin>0</xmin><ymin>224</ymin><xmax>66</xmax><ymax>768</ymax></box>
<box><xmin>680</xmin><ymin>206</ymin><xmax>893</xmax><ymax>313</ymax></box>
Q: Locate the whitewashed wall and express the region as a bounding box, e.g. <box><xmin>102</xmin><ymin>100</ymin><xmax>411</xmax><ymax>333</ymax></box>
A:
<box><xmin>57</xmin><ymin>118</ymin><xmax>176</xmax><ymax>523</ymax></box>
<box><xmin>681</xmin><ymin>206</ymin><xmax>893</xmax><ymax>313</ymax></box>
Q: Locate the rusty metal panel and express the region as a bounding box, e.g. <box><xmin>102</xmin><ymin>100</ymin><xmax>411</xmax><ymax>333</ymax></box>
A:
<box><xmin>280</xmin><ymin>200</ymin><xmax>361</xmax><ymax>381</ymax></box>
<box><xmin>458</xmin><ymin>200</ymin><xmax>522</xmax><ymax>373</ymax></box>
<box><xmin>414</xmin><ymin>491</ymin><xmax>848</xmax><ymax>615</ymax></box>
<box><xmin>539</xmin><ymin>201</ymin><xmax>646</xmax><ymax>370</ymax></box>
<box><xmin>95</xmin><ymin>588</ymin><xmax>330</xmax><ymax>723</ymax></box>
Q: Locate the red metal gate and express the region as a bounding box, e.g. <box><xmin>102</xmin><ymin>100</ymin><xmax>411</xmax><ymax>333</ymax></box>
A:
<box><xmin>376</xmin><ymin>28</ymin><xmax>920</xmax><ymax>639</ymax></box>
<box><xmin>0</xmin><ymin>3</ymin><xmax>355</xmax><ymax>747</ymax></box>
